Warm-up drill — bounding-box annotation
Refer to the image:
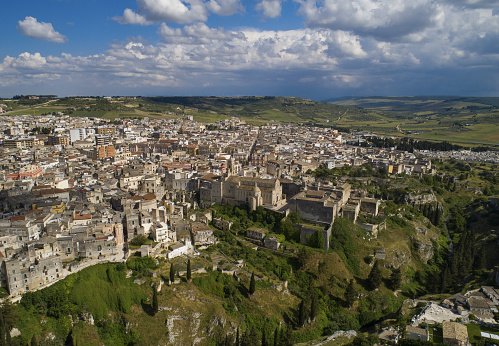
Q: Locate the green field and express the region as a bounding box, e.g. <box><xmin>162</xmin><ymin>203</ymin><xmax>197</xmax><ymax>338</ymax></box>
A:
<box><xmin>329</xmin><ymin>96</ymin><xmax>499</xmax><ymax>146</ymax></box>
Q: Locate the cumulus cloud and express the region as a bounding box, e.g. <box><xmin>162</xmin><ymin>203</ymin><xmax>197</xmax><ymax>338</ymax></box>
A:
<box><xmin>11</xmin><ymin>52</ymin><xmax>47</xmax><ymax>69</ymax></box>
<box><xmin>112</xmin><ymin>9</ymin><xmax>154</xmax><ymax>25</ymax></box>
<box><xmin>297</xmin><ymin>0</ymin><xmax>445</xmax><ymax>40</ymax></box>
<box><xmin>136</xmin><ymin>0</ymin><xmax>208</xmax><ymax>23</ymax></box>
<box><xmin>325</xmin><ymin>31</ymin><xmax>367</xmax><ymax>58</ymax></box>
<box><xmin>206</xmin><ymin>0</ymin><xmax>244</xmax><ymax>15</ymax></box>
<box><xmin>17</xmin><ymin>16</ymin><xmax>67</xmax><ymax>43</ymax></box>
<box><xmin>256</xmin><ymin>0</ymin><xmax>283</xmax><ymax>18</ymax></box>
<box><xmin>159</xmin><ymin>23</ymin><xmax>246</xmax><ymax>44</ymax></box>
<box><xmin>3</xmin><ymin>11</ymin><xmax>499</xmax><ymax>98</ymax></box>
<box><xmin>446</xmin><ymin>0</ymin><xmax>499</xmax><ymax>8</ymax></box>
<box><xmin>114</xmin><ymin>0</ymin><xmax>243</xmax><ymax>25</ymax></box>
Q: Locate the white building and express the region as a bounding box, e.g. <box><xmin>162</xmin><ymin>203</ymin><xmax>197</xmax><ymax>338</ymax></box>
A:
<box><xmin>69</xmin><ymin>128</ymin><xmax>88</xmax><ymax>143</ymax></box>
<box><xmin>151</xmin><ymin>222</ymin><xmax>173</xmax><ymax>243</ymax></box>
<box><xmin>167</xmin><ymin>239</ymin><xmax>194</xmax><ymax>259</ymax></box>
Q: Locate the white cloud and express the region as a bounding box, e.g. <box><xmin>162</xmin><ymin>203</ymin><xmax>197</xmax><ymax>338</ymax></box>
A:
<box><xmin>113</xmin><ymin>9</ymin><xmax>154</xmax><ymax>25</ymax></box>
<box><xmin>115</xmin><ymin>0</ymin><xmax>243</xmax><ymax>25</ymax></box>
<box><xmin>11</xmin><ymin>52</ymin><xmax>47</xmax><ymax>69</ymax></box>
<box><xmin>297</xmin><ymin>0</ymin><xmax>444</xmax><ymax>40</ymax></box>
<box><xmin>206</xmin><ymin>0</ymin><xmax>243</xmax><ymax>16</ymax></box>
<box><xmin>159</xmin><ymin>23</ymin><xmax>245</xmax><ymax>44</ymax></box>
<box><xmin>3</xmin><ymin>13</ymin><xmax>499</xmax><ymax>98</ymax></box>
<box><xmin>325</xmin><ymin>31</ymin><xmax>367</xmax><ymax>58</ymax></box>
<box><xmin>256</xmin><ymin>0</ymin><xmax>283</xmax><ymax>18</ymax></box>
<box><xmin>136</xmin><ymin>0</ymin><xmax>208</xmax><ymax>23</ymax></box>
<box><xmin>446</xmin><ymin>0</ymin><xmax>499</xmax><ymax>8</ymax></box>
<box><xmin>17</xmin><ymin>16</ymin><xmax>67</xmax><ymax>43</ymax></box>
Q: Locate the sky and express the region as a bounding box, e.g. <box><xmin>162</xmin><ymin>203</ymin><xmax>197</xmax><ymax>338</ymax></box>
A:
<box><xmin>1</xmin><ymin>0</ymin><xmax>499</xmax><ymax>100</ymax></box>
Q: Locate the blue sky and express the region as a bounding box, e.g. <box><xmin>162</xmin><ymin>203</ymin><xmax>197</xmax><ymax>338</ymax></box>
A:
<box><xmin>1</xmin><ymin>0</ymin><xmax>499</xmax><ymax>100</ymax></box>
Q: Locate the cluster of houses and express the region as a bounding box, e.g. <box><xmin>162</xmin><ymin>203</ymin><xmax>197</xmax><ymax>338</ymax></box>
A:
<box><xmin>379</xmin><ymin>286</ymin><xmax>499</xmax><ymax>345</ymax></box>
<box><xmin>0</xmin><ymin>112</ymin><xmax>471</xmax><ymax>300</ymax></box>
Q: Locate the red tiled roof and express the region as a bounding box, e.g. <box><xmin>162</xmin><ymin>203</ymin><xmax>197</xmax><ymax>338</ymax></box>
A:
<box><xmin>26</xmin><ymin>209</ymin><xmax>43</xmax><ymax>214</ymax></box>
<box><xmin>143</xmin><ymin>193</ymin><xmax>156</xmax><ymax>200</ymax></box>
<box><xmin>74</xmin><ymin>214</ymin><xmax>91</xmax><ymax>220</ymax></box>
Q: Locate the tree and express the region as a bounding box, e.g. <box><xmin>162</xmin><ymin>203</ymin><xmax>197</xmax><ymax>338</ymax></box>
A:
<box><xmin>288</xmin><ymin>212</ymin><xmax>302</xmax><ymax>224</ymax></box>
<box><xmin>307</xmin><ymin>230</ymin><xmax>325</xmax><ymax>249</ymax></box>
<box><xmin>389</xmin><ymin>268</ymin><xmax>403</xmax><ymax>291</ymax></box>
<box><xmin>345</xmin><ymin>279</ymin><xmax>356</xmax><ymax>307</ymax></box>
<box><xmin>0</xmin><ymin>315</ymin><xmax>5</xmax><ymax>346</ymax></box>
<box><xmin>242</xmin><ymin>328</ymin><xmax>257</xmax><ymax>346</ymax></box>
<box><xmin>0</xmin><ymin>301</ymin><xmax>18</xmax><ymax>346</ymax></box>
<box><xmin>440</xmin><ymin>266</ymin><xmax>452</xmax><ymax>293</ymax></box>
<box><xmin>310</xmin><ymin>292</ymin><xmax>319</xmax><ymax>321</ymax></box>
<box><xmin>249</xmin><ymin>272</ymin><xmax>256</xmax><ymax>295</ymax></box>
<box><xmin>262</xmin><ymin>328</ymin><xmax>267</xmax><ymax>346</ymax></box>
<box><xmin>474</xmin><ymin>249</ymin><xmax>487</xmax><ymax>270</ymax></box>
<box><xmin>367</xmin><ymin>261</ymin><xmax>383</xmax><ymax>290</ymax></box>
<box><xmin>187</xmin><ymin>259</ymin><xmax>192</xmax><ymax>281</ymax></box>
<box><xmin>130</xmin><ymin>234</ymin><xmax>148</xmax><ymax>246</ymax></box>
<box><xmin>169</xmin><ymin>264</ymin><xmax>175</xmax><ymax>284</ymax></box>
<box><xmin>273</xmin><ymin>327</ymin><xmax>279</xmax><ymax>346</ymax></box>
<box><xmin>31</xmin><ymin>333</ymin><xmax>38</xmax><ymax>346</ymax></box>
<box><xmin>298</xmin><ymin>300</ymin><xmax>306</xmax><ymax>327</ymax></box>
<box><xmin>152</xmin><ymin>288</ymin><xmax>159</xmax><ymax>314</ymax></box>
<box><xmin>236</xmin><ymin>327</ymin><xmax>240</xmax><ymax>346</ymax></box>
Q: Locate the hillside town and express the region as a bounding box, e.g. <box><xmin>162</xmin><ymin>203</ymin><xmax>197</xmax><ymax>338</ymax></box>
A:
<box><xmin>0</xmin><ymin>113</ymin><xmax>498</xmax><ymax>344</ymax></box>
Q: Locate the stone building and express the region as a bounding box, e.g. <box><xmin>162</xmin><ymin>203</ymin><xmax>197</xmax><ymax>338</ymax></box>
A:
<box><xmin>288</xmin><ymin>190</ymin><xmax>339</xmax><ymax>224</ymax></box>
<box><xmin>3</xmin><ymin>253</ymin><xmax>63</xmax><ymax>297</ymax></box>
<box><xmin>200</xmin><ymin>175</ymin><xmax>284</xmax><ymax>211</ymax></box>
<box><xmin>442</xmin><ymin>321</ymin><xmax>469</xmax><ymax>346</ymax></box>
<box><xmin>190</xmin><ymin>223</ymin><xmax>214</xmax><ymax>246</ymax></box>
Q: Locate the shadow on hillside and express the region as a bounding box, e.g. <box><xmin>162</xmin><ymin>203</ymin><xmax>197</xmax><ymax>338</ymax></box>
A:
<box><xmin>141</xmin><ymin>302</ymin><xmax>155</xmax><ymax>316</ymax></box>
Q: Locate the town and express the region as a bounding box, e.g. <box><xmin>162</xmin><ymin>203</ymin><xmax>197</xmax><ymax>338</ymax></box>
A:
<box><xmin>0</xmin><ymin>112</ymin><xmax>498</xmax><ymax>345</ymax></box>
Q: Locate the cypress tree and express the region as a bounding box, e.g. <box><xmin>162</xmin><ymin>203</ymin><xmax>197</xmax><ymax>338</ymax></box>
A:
<box><xmin>310</xmin><ymin>292</ymin><xmax>318</xmax><ymax>321</ymax></box>
<box><xmin>433</xmin><ymin>205</ymin><xmax>440</xmax><ymax>225</ymax></box>
<box><xmin>389</xmin><ymin>268</ymin><xmax>403</xmax><ymax>291</ymax></box>
<box><xmin>367</xmin><ymin>261</ymin><xmax>383</xmax><ymax>290</ymax></box>
<box><xmin>169</xmin><ymin>264</ymin><xmax>175</xmax><ymax>284</ymax></box>
<box><xmin>152</xmin><ymin>287</ymin><xmax>159</xmax><ymax>314</ymax></box>
<box><xmin>428</xmin><ymin>205</ymin><xmax>435</xmax><ymax>225</ymax></box>
<box><xmin>187</xmin><ymin>259</ymin><xmax>192</xmax><ymax>281</ymax></box>
<box><xmin>298</xmin><ymin>300</ymin><xmax>306</xmax><ymax>327</ymax></box>
<box><xmin>31</xmin><ymin>333</ymin><xmax>38</xmax><ymax>346</ymax></box>
<box><xmin>249</xmin><ymin>272</ymin><xmax>256</xmax><ymax>295</ymax></box>
<box><xmin>345</xmin><ymin>279</ymin><xmax>356</xmax><ymax>307</ymax></box>
<box><xmin>0</xmin><ymin>314</ymin><xmax>5</xmax><ymax>346</ymax></box>
<box><xmin>474</xmin><ymin>249</ymin><xmax>487</xmax><ymax>270</ymax></box>
<box><xmin>440</xmin><ymin>266</ymin><xmax>451</xmax><ymax>293</ymax></box>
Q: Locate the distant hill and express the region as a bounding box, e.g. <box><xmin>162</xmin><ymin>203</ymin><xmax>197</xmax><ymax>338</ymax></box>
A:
<box><xmin>3</xmin><ymin>95</ymin><xmax>498</xmax><ymax>145</ymax></box>
<box><xmin>143</xmin><ymin>96</ymin><xmax>365</xmax><ymax>125</ymax></box>
<box><xmin>327</xmin><ymin>96</ymin><xmax>499</xmax><ymax>112</ymax></box>
<box><xmin>324</xmin><ymin>96</ymin><xmax>499</xmax><ymax>146</ymax></box>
